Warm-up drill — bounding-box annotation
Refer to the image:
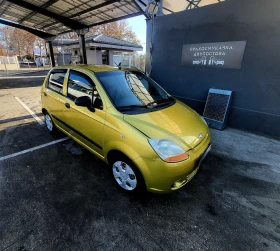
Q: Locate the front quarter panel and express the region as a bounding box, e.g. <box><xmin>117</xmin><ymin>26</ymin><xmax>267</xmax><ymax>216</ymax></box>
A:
<box><xmin>103</xmin><ymin>109</ymin><xmax>156</xmax><ymax>161</ymax></box>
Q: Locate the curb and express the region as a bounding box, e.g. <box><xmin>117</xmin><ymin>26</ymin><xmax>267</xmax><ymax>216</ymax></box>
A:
<box><xmin>0</xmin><ymin>69</ymin><xmax>50</xmax><ymax>77</ymax></box>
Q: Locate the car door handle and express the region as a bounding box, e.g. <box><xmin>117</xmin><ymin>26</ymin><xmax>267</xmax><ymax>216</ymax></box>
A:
<box><xmin>65</xmin><ymin>103</ymin><xmax>70</xmax><ymax>109</ymax></box>
<box><xmin>43</xmin><ymin>92</ymin><xmax>47</xmax><ymax>96</ymax></box>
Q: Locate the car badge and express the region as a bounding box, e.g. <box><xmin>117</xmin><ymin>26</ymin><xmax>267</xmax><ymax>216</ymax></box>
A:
<box><xmin>198</xmin><ymin>133</ymin><xmax>203</xmax><ymax>139</ymax></box>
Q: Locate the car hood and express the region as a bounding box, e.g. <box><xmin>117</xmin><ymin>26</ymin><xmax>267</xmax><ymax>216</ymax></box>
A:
<box><xmin>123</xmin><ymin>101</ymin><xmax>209</xmax><ymax>150</ymax></box>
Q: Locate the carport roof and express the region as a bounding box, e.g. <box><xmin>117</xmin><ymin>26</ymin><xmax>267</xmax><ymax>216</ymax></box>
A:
<box><xmin>52</xmin><ymin>34</ymin><xmax>143</xmax><ymax>49</ymax></box>
<box><xmin>0</xmin><ymin>0</ymin><xmax>227</xmax><ymax>39</ymax></box>
<box><xmin>0</xmin><ymin>0</ymin><xmax>147</xmax><ymax>38</ymax></box>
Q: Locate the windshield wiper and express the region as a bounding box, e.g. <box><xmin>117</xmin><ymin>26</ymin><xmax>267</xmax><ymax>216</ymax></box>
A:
<box><xmin>147</xmin><ymin>97</ymin><xmax>173</xmax><ymax>107</ymax></box>
<box><xmin>117</xmin><ymin>104</ymin><xmax>148</xmax><ymax>110</ymax></box>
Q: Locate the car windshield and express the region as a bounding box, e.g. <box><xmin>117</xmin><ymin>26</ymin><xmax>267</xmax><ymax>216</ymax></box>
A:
<box><xmin>95</xmin><ymin>70</ymin><xmax>175</xmax><ymax>111</ymax></box>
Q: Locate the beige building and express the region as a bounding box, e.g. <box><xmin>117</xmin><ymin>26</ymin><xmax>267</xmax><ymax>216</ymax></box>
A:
<box><xmin>53</xmin><ymin>34</ymin><xmax>143</xmax><ymax>67</ymax></box>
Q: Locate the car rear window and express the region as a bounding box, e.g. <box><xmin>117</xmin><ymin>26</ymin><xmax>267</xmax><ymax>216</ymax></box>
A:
<box><xmin>47</xmin><ymin>69</ymin><xmax>67</xmax><ymax>94</ymax></box>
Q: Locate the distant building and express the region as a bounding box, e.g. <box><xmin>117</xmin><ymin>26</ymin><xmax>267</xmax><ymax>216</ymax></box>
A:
<box><xmin>33</xmin><ymin>48</ymin><xmax>47</xmax><ymax>57</ymax></box>
<box><xmin>52</xmin><ymin>34</ymin><xmax>143</xmax><ymax>67</ymax></box>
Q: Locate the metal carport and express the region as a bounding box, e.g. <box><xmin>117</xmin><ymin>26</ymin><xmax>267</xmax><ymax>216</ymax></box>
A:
<box><xmin>0</xmin><ymin>0</ymin><xmax>149</xmax><ymax>66</ymax></box>
<box><xmin>0</xmin><ymin>0</ymin><xmax>226</xmax><ymax>68</ymax></box>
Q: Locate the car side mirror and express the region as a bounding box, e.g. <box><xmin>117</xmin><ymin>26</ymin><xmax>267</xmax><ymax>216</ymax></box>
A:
<box><xmin>93</xmin><ymin>96</ymin><xmax>103</xmax><ymax>109</ymax></box>
<box><xmin>74</xmin><ymin>96</ymin><xmax>92</xmax><ymax>108</ymax></box>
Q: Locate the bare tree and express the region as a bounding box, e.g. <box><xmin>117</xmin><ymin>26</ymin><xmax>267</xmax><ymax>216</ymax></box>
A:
<box><xmin>34</xmin><ymin>37</ymin><xmax>46</xmax><ymax>58</ymax></box>
<box><xmin>0</xmin><ymin>26</ymin><xmax>14</xmax><ymax>56</ymax></box>
<box><xmin>0</xmin><ymin>44</ymin><xmax>7</xmax><ymax>56</ymax></box>
<box><xmin>132</xmin><ymin>53</ymin><xmax>146</xmax><ymax>72</ymax></box>
<box><xmin>0</xmin><ymin>26</ymin><xmax>37</xmax><ymax>57</ymax></box>
<box><xmin>89</xmin><ymin>20</ymin><xmax>141</xmax><ymax>44</ymax></box>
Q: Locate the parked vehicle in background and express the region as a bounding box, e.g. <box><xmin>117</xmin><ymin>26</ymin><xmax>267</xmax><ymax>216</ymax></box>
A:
<box><xmin>18</xmin><ymin>58</ymin><xmax>36</xmax><ymax>68</ymax></box>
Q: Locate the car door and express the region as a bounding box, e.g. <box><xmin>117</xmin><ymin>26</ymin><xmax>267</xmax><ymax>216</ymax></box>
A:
<box><xmin>43</xmin><ymin>68</ymin><xmax>68</xmax><ymax>129</ymax></box>
<box><xmin>63</xmin><ymin>69</ymin><xmax>106</xmax><ymax>157</ymax></box>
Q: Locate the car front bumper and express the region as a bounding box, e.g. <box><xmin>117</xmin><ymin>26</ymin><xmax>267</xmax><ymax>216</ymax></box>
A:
<box><xmin>134</xmin><ymin>134</ymin><xmax>212</xmax><ymax>193</ymax></box>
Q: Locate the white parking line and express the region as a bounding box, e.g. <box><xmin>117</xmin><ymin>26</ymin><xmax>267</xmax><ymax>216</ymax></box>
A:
<box><xmin>14</xmin><ymin>96</ymin><xmax>44</xmax><ymax>126</ymax></box>
<box><xmin>0</xmin><ymin>137</ymin><xmax>69</xmax><ymax>161</ymax></box>
<box><xmin>0</xmin><ymin>76</ymin><xmax>46</xmax><ymax>79</ymax></box>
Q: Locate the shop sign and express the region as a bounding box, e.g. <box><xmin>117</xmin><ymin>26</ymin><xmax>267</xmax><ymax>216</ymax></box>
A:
<box><xmin>181</xmin><ymin>41</ymin><xmax>246</xmax><ymax>69</ymax></box>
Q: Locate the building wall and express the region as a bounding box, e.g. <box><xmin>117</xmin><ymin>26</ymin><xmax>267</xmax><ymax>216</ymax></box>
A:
<box><xmin>96</xmin><ymin>50</ymin><xmax>102</xmax><ymax>65</ymax></box>
<box><xmin>150</xmin><ymin>0</ymin><xmax>280</xmax><ymax>138</ymax></box>
<box><xmin>0</xmin><ymin>56</ymin><xmax>19</xmax><ymax>70</ymax></box>
<box><xmin>0</xmin><ymin>64</ymin><xmax>18</xmax><ymax>70</ymax></box>
<box><xmin>108</xmin><ymin>50</ymin><xmax>113</xmax><ymax>66</ymax></box>
<box><xmin>113</xmin><ymin>53</ymin><xmax>132</xmax><ymax>68</ymax></box>
<box><xmin>57</xmin><ymin>54</ymin><xmax>72</xmax><ymax>65</ymax></box>
<box><xmin>86</xmin><ymin>49</ymin><xmax>97</xmax><ymax>64</ymax></box>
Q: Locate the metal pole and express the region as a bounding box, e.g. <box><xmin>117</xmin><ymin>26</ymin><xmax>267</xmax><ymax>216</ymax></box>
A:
<box><xmin>4</xmin><ymin>57</ymin><xmax>7</xmax><ymax>75</ymax></box>
<box><xmin>145</xmin><ymin>18</ymin><xmax>152</xmax><ymax>76</ymax></box>
<box><xmin>157</xmin><ymin>0</ymin><xmax>164</xmax><ymax>16</ymax></box>
<box><xmin>15</xmin><ymin>56</ymin><xmax>20</xmax><ymax>72</ymax></box>
<box><xmin>47</xmin><ymin>41</ymin><xmax>55</xmax><ymax>67</ymax></box>
<box><xmin>78</xmin><ymin>34</ymin><xmax>87</xmax><ymax>64</ymax></box>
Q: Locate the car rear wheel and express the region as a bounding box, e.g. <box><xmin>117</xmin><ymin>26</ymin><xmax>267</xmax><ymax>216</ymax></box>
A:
<box><xmin>44</xmin><ymin>112</ymin><xmax>56</xmax><ymax>133</ymax></box>
<box><xmin>111</xmin><ymin>155</ymin><xmax>145</xmax><ymax>193</ymax></box>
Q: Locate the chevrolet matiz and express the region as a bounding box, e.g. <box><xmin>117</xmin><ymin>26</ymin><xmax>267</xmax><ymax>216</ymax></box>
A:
<box><xmin>41</xmin><ymin>65</ymin><xmax>211</xmax><ymax>193</ymax></box>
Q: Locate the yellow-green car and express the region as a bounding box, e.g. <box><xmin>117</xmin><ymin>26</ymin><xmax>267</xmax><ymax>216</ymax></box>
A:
<box><xmin>41</xmin><ymin>65</ymin><xmax>211</xmax><ymax>193</ymax></box>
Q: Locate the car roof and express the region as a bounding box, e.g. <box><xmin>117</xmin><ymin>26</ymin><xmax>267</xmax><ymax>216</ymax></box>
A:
<box><xmin>53</xmin><ymin>64</ymin><xmax>119</xmax><ymax>73</ymax></box>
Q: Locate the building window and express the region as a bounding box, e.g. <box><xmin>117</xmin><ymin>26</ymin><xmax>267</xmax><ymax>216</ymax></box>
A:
<box><xmin>102</xmin><ymin>50</ymin><xmax>109</xmax><ymax>65</ymax></box>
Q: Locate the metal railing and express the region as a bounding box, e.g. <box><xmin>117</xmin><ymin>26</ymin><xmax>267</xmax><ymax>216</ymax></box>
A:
<box><xmin>0</xmin><ymin>56</ymin><xmax>18</xmax><ymax>65</ymax></box>
<box><xmin>0</xmin><ymin>56</ymin><xmax>51</xmax><ymax>76</ymax></box>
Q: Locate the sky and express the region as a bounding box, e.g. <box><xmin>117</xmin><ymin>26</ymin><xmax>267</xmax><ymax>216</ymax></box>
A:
<box><xmin>127</xmin><ymin>15</ymin><xmax>146</xmax><ymax>53</ymax></box>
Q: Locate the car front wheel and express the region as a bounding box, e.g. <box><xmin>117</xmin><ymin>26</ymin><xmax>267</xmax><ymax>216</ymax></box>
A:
<box><xmin>111</xmin><ymin>156</ymin><xmax>145</xmax><ymax>193</ymax></box>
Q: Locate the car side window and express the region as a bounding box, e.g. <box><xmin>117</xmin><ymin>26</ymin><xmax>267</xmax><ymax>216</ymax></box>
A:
<box><xmin>67</xmin><ymin>70</ymin><xmax>94</xmax><ymax>101</ymax></box>
<box><xmin>47</xmin><ymin>69</ymin><xmax>67</xmax><ymax>94</ymax></box>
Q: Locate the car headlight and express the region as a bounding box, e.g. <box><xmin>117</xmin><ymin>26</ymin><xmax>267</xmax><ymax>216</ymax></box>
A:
<box><xmin>148</xmin><ymin>139</ymin><xmax>189</xmax><ymax>163</ymax></box>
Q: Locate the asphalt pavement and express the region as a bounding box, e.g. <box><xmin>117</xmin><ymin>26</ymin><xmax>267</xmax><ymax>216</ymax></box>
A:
<box><xmin>0</xmin><ymin>72</ymin><xmax>279</xmax><ymax>251</ymax></box>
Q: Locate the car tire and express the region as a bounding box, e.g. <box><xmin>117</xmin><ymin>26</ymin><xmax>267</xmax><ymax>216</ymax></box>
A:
<box><xmin>44</xmin><ymin>112</ymin><xmax>57</xmax><ymax>134</ymax></box>
<box><xmin>110</xmin><ymin>154</ymin><xmax>146</xmax><ymax>194</ymax></box>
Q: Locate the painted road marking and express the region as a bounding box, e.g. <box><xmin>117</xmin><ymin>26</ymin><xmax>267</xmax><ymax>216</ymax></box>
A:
<box><xmin>0</xmin><ymin>137</ymin><xmax>69</xmax><ymax>161</ymax></box>
<box><xmin>14</xmin><ymin>96</ymin><xmax>44</xmax><ymax>126</ymax></box>
<box><xmin>0</xmin><ymin>76</ymin><xmax>46</xmax><ymax>79</ymax></box>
